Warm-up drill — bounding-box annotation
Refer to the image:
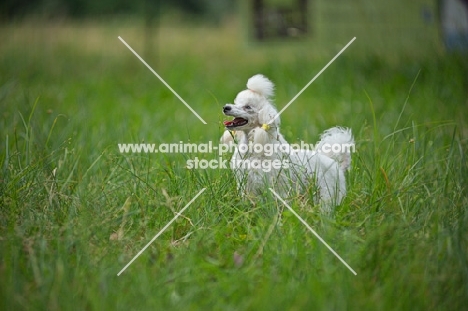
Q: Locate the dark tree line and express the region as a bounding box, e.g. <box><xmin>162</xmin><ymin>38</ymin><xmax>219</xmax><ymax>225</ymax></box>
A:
<box><xmin>0</xmin><ymin>0</ymin><xmax>234</xmax><ymax>21</ymax></box>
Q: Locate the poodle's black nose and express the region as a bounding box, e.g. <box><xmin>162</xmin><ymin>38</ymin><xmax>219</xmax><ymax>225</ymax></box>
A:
<box><xmin>223</xmin><ymin>105</ymin><xmax>232</xmax><ymax>113</ymax></box>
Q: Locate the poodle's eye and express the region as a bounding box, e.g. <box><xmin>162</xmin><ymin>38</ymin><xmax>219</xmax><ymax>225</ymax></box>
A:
<box><xmin>244</xmin><ymin>105</ymin><xmax>251</xmax><ymax>110</ymax></box>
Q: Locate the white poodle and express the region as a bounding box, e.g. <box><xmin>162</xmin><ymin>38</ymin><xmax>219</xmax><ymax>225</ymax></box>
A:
<box><xmin>220</xmin><ymin>74</ymin><xmax>354</xmax><ymax>211</ymax></box>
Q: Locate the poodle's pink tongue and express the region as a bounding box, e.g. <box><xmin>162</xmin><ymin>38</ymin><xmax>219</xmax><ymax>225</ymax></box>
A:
<box><xmin>224</xmin><ymin>117</ymin><xmax>248</xmax><ymax>127</ymax></box>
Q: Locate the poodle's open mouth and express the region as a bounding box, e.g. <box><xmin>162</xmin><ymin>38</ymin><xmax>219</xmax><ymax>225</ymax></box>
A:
<box><xmin>224</xmin><ymin>117</ymin><xmax>248</xmax><ymax>128</ymax></box>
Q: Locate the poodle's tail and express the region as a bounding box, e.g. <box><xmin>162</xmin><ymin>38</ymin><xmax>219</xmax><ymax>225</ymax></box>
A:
<box><xmin>315</xmin><ymin>127</ymin><xmax>354</xmax><ymax>171</ymax></box>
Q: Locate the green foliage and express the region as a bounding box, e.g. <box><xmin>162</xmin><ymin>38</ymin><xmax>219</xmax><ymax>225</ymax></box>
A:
<box><xmin>0</xmin><ymin>22</ymin><xmax>467</xmax><ymax>310</ymax></box>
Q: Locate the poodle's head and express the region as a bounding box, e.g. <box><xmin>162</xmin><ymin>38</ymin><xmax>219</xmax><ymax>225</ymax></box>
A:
<box><xmin>223</xmin><ymin>74</ymin><xmax>280</xmax><ymax>132</ymax></box>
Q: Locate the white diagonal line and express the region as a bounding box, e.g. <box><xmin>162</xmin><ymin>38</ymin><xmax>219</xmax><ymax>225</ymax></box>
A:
<box><xmin>269</xmin><ymin>37</ymin><xmax>356</xmax><ymax>125</ymax></box>
<box><xmin>269</xmin><ymin>188</ymin><xmax>357</xmax><ymax>275</ymax></box>
<box><xmin>118</xmin><ymin>36</ymin><xmax>207</xmax><ymax>125</ymax></box>
<box><xmin>117</xmin><ymin>188</ymin><xmax>206</xmax><ymax>276</ymax></box>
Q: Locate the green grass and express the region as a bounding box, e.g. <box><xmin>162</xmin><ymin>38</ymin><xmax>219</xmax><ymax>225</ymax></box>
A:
<box><xmin>1</xmin><ymin>20</ymin><xmax>467</xmax><ymax>310</ymax></box>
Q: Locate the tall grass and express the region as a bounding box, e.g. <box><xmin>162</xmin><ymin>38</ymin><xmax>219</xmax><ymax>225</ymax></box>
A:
<box><xmin>0</xmin><ymin>21</ymin><xmax>467</xmax><ymax>310</ymax></box>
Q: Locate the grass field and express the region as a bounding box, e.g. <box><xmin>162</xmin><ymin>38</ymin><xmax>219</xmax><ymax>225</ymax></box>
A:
<box><xmin>1</xmin><ymin>18</ymin><xmax>468</xmax><ymax>310</ymax></box>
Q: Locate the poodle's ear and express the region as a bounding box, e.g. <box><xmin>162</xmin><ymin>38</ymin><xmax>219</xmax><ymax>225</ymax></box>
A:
<box><xmin>258</xmin><ymin>104</ymin><xmax>280</xmax><ymax>128</ymax></box>
<box><xmin>254</xmin><ymin>104</ymin><xmax>280</xmax><ymax>146</ymax></box>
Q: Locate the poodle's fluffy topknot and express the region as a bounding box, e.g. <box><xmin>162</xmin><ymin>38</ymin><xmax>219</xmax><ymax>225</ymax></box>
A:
<box><xmin>247</xmin><ymin>74</ymin><xmax>275</xmax><ymax>99</ymax></box>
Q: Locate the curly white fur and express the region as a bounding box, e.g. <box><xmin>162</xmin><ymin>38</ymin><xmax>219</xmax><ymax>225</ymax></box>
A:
<box><xmin>247</xmin><ymin>74</ymin><xmax>275</xmax><ymax>98</ymax></box>
<box><xmin>221</xmin><ymin>74</ymin><xmax>354</xmax><ymax>211</ymax></box>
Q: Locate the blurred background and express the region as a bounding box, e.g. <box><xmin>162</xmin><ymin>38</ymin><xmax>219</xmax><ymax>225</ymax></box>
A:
<box><xmin>1</xmin><ymin>0</ymin><xmax>467</xmax><ymax>143</ymax></box>
<box><xmin>2</xmin><ymin>0</ymin><xmax>468</xmax><ymax>52</ymax></box>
